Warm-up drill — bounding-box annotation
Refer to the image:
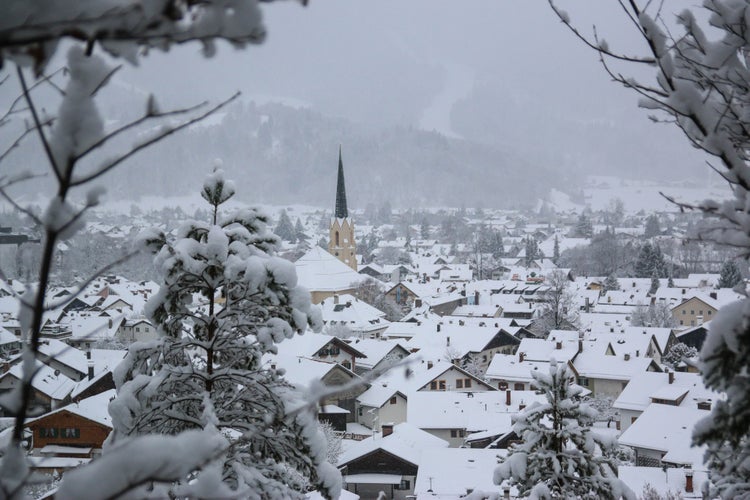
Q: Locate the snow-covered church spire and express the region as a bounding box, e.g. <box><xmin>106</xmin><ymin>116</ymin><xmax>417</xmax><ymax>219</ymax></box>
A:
<box><xmin>329</xmin><ymin>146</ymin><xmax>357</xmax><ymax>271</ymax></box>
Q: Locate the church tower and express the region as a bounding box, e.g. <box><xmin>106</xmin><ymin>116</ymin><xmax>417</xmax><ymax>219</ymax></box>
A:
<box><xmin>329</xmin><ymin>147</ymin><xmax>357</xmax><ymax>271</ymax></box>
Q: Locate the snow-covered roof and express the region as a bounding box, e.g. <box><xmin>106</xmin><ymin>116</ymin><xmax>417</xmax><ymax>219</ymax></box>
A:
<box><xmin>414</xmin><ymin>448</ymin><xmax>506</xmax><ymax>498</ymax></box>
<box><xmin>618</xmin><ymin>466</ymin><xmax>705</xmax><ymax>499</ymax></box>
<box><xmin>347</xmin><ymin>338</ymin><xmax>408</xmax><ymax>370</ymax></box>
<box><xmin>573</xmin><ymin>349</ymin><xmax>659</xmax><ymax>381</ymax></box>
<box><xmin>275</xmin><ymin>332</ymin><xmax>366</xmax><ymax>360</ymax></box>
<box><xmin>338</xmin><ymin>422</ymin><xmax>448</xmax><ymax>468</ymax></box>
<box><xmin>294</xmin><ymin>247</ymin><xmax>364</xmax><ymax>292</ymax></box>
<box><xmin>28</xmin><ymin>389</ymin><xmax>116</xmax><ymax>428</ymax></box>
<box><xmin>613</xmin><ymin>371</ymin><xmax>716</xmax><ymax>412</ymax></box>
<box><xmin>618</xmin><ymin>403</ymin><xmax>708</xmax><ymax>468</ymax></box>
<box><xmin>407</xmin><ymin>390</ymin><xmax>543</xmax><ymax>432</ymax></box>
<box><xmin>319</xmin><ymin>294</ymin><xmax>389</xmax><ymax>333</ymax></box>
<box><xmin>5</xmin><ymin>362</ymin><xmax>76</xmax><ymax>400</ymax></box>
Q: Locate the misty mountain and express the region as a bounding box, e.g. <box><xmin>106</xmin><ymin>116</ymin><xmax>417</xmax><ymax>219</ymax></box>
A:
<box><xmin>78</xmin><ymin>101</ymin><xmax>562</xmax><ymax>209</ymax></box>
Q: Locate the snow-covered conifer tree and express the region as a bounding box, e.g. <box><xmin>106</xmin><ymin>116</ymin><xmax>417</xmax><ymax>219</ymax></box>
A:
<box><xmin>104</xmin><ymin>168</ymin><xmax>340</xmax><ymax>499</ymax></box>
<box><xmin>718</xmin><ymin>260</ymin><xmax>742</xmax><ymax>289</ymax></box>
<box><xmin>275</xmin><ymin>209</ymin><xmax>297</xmax><ymax>242</ymax></box>
<box><xmin>549</xmin><ymin>1</ymin><xmax>750</xmax><ymax>496</ymax></box>
<box><xmin>495</xmin><ymin>361</ymin><xmax>632</xmax><ymax>499</ymax></box>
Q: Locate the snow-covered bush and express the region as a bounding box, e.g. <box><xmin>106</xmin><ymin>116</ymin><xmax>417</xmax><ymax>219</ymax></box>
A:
<box><xmin>494</xmin><ymin>361</ymin><xmax>632</xmax><ymax>499</ymax></box>
<box><xmin>97</xmin><ymin>169</ymin><xmax>339</xmax><ymax>498</ymax></box>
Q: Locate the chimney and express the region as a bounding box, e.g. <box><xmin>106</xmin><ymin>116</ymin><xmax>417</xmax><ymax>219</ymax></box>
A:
<box><xmin>710</xmin><ymin>292</ymin><xmax>717</xmax><ymax>300</ymax></box>
<box><xmin>555</xmin><ymin>341</ymin><xmax>562</xmax><ymax>350</ymax></box>
<box><xmin>474</xmin><ymin>291</ymin><xmax>480</xmax><ymax>305</ymax></box>
<box><xmin>87</xmin><ymin>359</ymin><xmax>95</xmax><ymax>381</ymax></box>
<box><xmin>578</xmin><ymin>339</ymin><xmax>583</xmax><ymax>353</ymax></box>
<box><xmin>624</xmin><ymin>353</ymin><xmax>630</xmax><ymax>361</ymax></box>
<box><xmin>381</xmin><ymin>423</ymin><xmax>394</xmax><ymax>437</ymax></box>
<box><xmin>519</xmin><ymin>401</ymin><xmax>526</xmax><ymax>411</ymax></box>
<box><xmin>519</xmin><ymin>352</ymin><xmax>525</xmax><ymax>363</ymax></box>
<box><xmin>333</xmin><ymin>295</ymin><xmax>339</xmax><ymax>305</ymax></box>
<box><xmin>427</xmin><ymin>360</ymin><xmax>433</xmax><ymax>369</ymax></box>
<box><xmin>437</xmin><ymin>324</ymin><xmax>441</xmax><ymax>332</ymax></box>
<box><xmin>685</xmin><ymin>470</ymin><xmax>694</xmax><ymax>493</ymax></box>
<box><xmin>506</xmin><ymin>389</ymin><xmax>511</xmax><ymax>406</ymax></box>
<box><xmin>503</xmin><ymin>486</ymin><xmax>511</xmax><ymax>499</ymax></box>
<box><xmin>446</xmin><ymin>336</ymin><xmax>451</xmax><ymax>346</ymax></box>
<box><xmin>669</xmin><ymin>370</ymin><xmax>675</xmax><ymax>384</ymax></box>
<box><xmin>415</xmin><ymin>298</ymin><xmax>422</xmax><ymax>308</ymax></box>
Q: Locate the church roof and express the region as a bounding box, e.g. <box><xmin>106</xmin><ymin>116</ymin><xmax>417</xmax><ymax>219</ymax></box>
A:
<box><xmin>295</xmin><ymin>246</ymin><xmax>363</xmax><ymax>292</ymax></box>
<box><xmin>335</xmin><ymin>146</ymin><xmax>348</xmax><ymax>219</ymax></box>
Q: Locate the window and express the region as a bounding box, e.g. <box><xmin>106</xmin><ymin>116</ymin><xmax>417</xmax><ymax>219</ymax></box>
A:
<box><xmin>456</xmin><ymin>379</ymin><xmax>463</xmax><ymax>389</ymax></box>
<box><xmin>135</xmin><ymin>327</ymin><xmax>140</xmax><ymax>332</ymax></box>
<box><xmin>680</xmin><ymin>320</ymin><xmax>684</xmax><ymax>325</ymax></box>
<box><xmin>438</xmin><ymin>380</ymin><xmax>447</xmax><ymax>391</ymax></box>
<box><xmin>514</xmin><ymin>382</ymin><xmax>525</xmax><ymax>390</ymax></box>
<box><xmin>578</xmin><ymin>377</ymin><xmax>589</xmax><ymax>387</ymax></box>
<box><xmin>464</xmin><ymin>378</ymin><xmax>472</xmax><ymax>388</ymax></box>
<box><xmin>707</xmin><ymin>310</ymin><xmax>712</xmax><ymax>315</ymax></box>
<box><xmin>691</xmin><ymin>310</ymin><xmax>695</xmax><ymax>315</ymax></box>
<box><xmin>631</xmin><ymin>416</ymin><xmax>638</xmax><ymax>424</ymax></box>
<box><xmin>430</xmin><ymin>381</ymin><xmax>438</xmax><ymax>390</ymax></box>
<box><xmin>682</xmin><ymin>309</ymin><xmax>686</xmax><ymax>315</ymax></box>
<box><xmin>451</xmin><ymin>429</ymin><xmax>465</xmax><ymax>438</ymax></box>
<box><xmin>342</xmin><ymin>360</ymin><xmax>351</xmax><ymax>370</ymax></box>
<box><xmin>699</xmin><ymin>310</ymin><xmax>703</xmax><ymax>315</ymax></box>
<box><xmin>39</xmin><ymin>427</ymin><xmax>79</xmax><ymax>439</ymax></box>
<box><xmin>451</xmin><ymin>429</ymin><xmax>458</xmax><ymax>437</ymax></box>
<box><xmin>358</xmin><ymin>407</ymin><xmax>363</xmax><ymax>416</ymax></box>
<box><xmin>396</xmin><ymin>479</ymin><xmax>410</xmax><ymax>490</ymax></box>
<box><xmin>390</xmin><ymin>396</ymin><xmax>397</xmax><ymax>405</ymax></box>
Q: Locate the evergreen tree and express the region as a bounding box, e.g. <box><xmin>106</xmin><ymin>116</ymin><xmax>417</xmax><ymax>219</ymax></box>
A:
<box><xmin>294</xmin><ymin>217</ymin><xmax>307</xmax><ymax>241</ymax></box>
<box><xmin>110</xmin><ymin>170</ymin><xmax>338</xmax><ymax>498</ymax></box>
<box><xmin>634</xmin><ymin>243</ymin><xmax>667</xmax><ymax>278</ymax></box>
<box><xmin>420</xmin><ymin>218</ymin><xmax>430</xmax><ymax>239</ymax></box>
<box><xmin>553</xmin><ymin>235</ymin><xmax>560</xmax><ymax>263</ymax></box>
<box><xmin>275</xmin><ymin>209</ymin><xmax>296</xmax><ymax>242</ymax></box>
<box><xmin>574</xmin><ymin>213</ymin><xmax>594</xmax><ymax>238</ymax></box>
<box><xmin>694</xmin><ymin>299</ymin><xmax>750</xmax><ymax>498</ymax></box>
<box><xmin>603</xmin><ymin>273</ymin><xmax>620</xmax><ymax>292</ymax></box>
<box><xmin>491</xmin><ymin>231</ymin><xmax>505</xmax><ymax>260</ymax></box>
<box><xmin>668</xmin><ymin>275</ymin><xmax>675</xmax><ymax>288</ymax></box>
<box><xmin>495</xmin><ymin>362</ymin><xmax>631</xmax><ymax>499</ymax></box>
<box><xmin>648</xmin><ymin>271</ymin><xmax>660</xmax><ymax>295</ymax></box>
<box><xmin>662</xmin><ymin>342</ymin><xmax>698</xmax><ymax>369</ymax></box>
<box><xmin>644</xmin><ymin>214</ymin><xmax>661</xmax><ymax>238</ymax></box>
<box><xmin>718</xmin><ymin>260</ymin><xmax>743</xmax><ymax>289</ymax></box>
<box><xmin>524</xmin><ymin>237</ymin><xmax>540</xmax><ymax>268</ymax></box>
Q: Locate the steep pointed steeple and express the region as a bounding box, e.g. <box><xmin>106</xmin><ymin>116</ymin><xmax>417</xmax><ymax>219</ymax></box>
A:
<box><xmin>335</xmin><ymin>146</ymin><xmax>348</xmax><ymax>219</ymax></box>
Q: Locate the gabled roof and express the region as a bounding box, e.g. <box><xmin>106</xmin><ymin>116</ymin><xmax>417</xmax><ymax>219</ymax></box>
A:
<box><xmin>294</xmin><ymin>247</ymin><xmax>364</xmax><ymax>292</ymax></box>
<box><xmin>3</xmin><ymin>363</ymin><xmax>76</xmax><ymax>400</ymax></box>
<box><xmin>348</xmin><ymin>338</ymin><xmax>409</xmax><ymax>370</ymax></box>
<box><xmin>618</xmin><ymin>403</ymin><xmax>708</xmax><ymax>468</ymax></box>
<box><xmin>27</xmin><ymin>389</ymin><xmax>115</xmax><ymax>428</ymax></box>
<box><xmin>338</xmin><ymin>422</ymin><xmax>448</xmax><ymax>468</ymax></box>
<box><xmin>613</xmin><ymin>371</ymin><xmax>716</xmax><ymax>412</ymax></box>
<box><xmin>275</xmin><ymin>332</ymin><xmax>367</xmax><ymax>359</ymax></box>
<box><xmin>414</xmin><ymin>448</ymin><xmax>506</xmax><ymax>497</ymax></box>
<box><xmin>407</xmin><ymin>390</ymin><xmax>544</xmax><ymax>431</ymax></box>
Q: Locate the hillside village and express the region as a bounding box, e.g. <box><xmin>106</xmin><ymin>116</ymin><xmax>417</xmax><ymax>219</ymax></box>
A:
<box><xmin>0</xmin><ymin>164</ymin><xmax>741</xmax><ymax>499</ymax></box>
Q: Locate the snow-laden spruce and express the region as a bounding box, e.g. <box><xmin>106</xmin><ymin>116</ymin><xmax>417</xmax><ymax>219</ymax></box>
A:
<box><xmin>93</xmin><ymin>169</ymin><xmax>338</xmax><ymax>499</ymax></box>
<box><xmin>494</xmin><ymin>360</ymin><xmax>633</xmax><ymax>499</ymax></box>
